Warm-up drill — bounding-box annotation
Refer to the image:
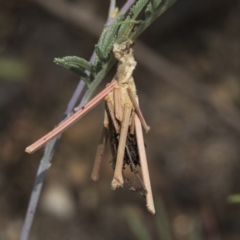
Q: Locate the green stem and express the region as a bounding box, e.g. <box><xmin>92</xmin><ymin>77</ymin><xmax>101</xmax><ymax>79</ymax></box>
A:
<box><xmin>78</xmin><ymin>56</ymin><xmax>116</xmax><ymax>107</ymax></box>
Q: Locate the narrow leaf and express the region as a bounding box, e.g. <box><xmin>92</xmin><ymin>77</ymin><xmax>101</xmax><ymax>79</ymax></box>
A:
<box><xmin>95</xmin><ymin>45</ymin><xmax>105</xmax><ymax>62</ymax></box>
<box><xmin>55</xmin><ymin>56</ymin><xmax>91</xmax><ymax>71</ymax></box>
<box><xmin>131</xmin><ymin>0</ymin><xmax>148</xmax><ymax>18</ymax></box>
<box><xmin>68</xmin><ymin>65</ymin><xmax>91</xmax><ymax>85</ymax></box>
<box><xmin>101</xmin><ymin>13</ymin><xmax>125</xmax><ymax>55</ymax></box>
<box><xmin>145</xmin><ymin>4</ymin><xmax>153</xmax><ymax>19</ymax></box>
<box><xmin>117</xmin><ymin>0</ymin><xmax>148</xmax><ymax>43</ymax></box>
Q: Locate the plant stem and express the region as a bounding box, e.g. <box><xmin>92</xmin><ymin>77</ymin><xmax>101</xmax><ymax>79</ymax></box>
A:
<box><xmin>26</xmin><ymin>80</ymin><xmax>117</xmax><ymax>153</ymax></box>
<box><xmin>21</xmin><ymin>0</ymin><xmax>177</xmax><ymax>238</ymax></box>
<box><xmin>135</xmin><ymin>97</ymin><xmax>155</xmax><ymax>214</ymax></box>
<box><xmin>131</xmin><ymin>0</ymin><xmax>177</xmax><ymax>41</ymax></box>
<box><xmin>20</xmin><ymin>2</ymin><xmax>136</xmax><ymax>239</ymax></box>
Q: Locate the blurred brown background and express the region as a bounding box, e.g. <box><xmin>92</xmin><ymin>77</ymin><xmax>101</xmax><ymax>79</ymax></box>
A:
<box><xmin>0</xmin><ymin>0</ymin><xmax>240</xmax><ymax>239</ymax></box>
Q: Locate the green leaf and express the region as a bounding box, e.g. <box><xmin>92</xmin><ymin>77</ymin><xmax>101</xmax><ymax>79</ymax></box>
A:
<box><xmin>165</xmin><ymin>0</ymin><xmax>177</xmax><ymax>7</ymax></box>
<box><xmin>116</xmin><ymin>15</ymin><xmax>132</xmax><ymax>43</ymax></box>
<box><xmin>150</xmin><ymin>0</ymin><xmax>156</xmax><ymax>10</ymax></box>
<box><xmin>101</xmin><ymin>13</ymin><xmax>125</xmax><ymax>55</ymax></box>
<box><xmin>92</xmin><ymin>46</ymin><xmax>105</xmax><ymax>75</ymax></box>
<box><xmin>54</xmin><ymin>58</ymin><xmax>91</xmax><ymax>85</ymax></box>
<box><xmin>145</xmin><ymin>0</ymin><xmax>163</xmax><ymax>19</ymax></box>
<box><xmin>93</xmin><ymin>13</ymin><xmax>127</xmax><ymax>75</ymax></box>
<box><xmin>97</xmin><ymin>28</ymin><xmax>109</xmax><ymax>55</ymax></box>
<box><xmin>92</xmin><ymin>59</ymin><xmax>103</xmax><ymax>74</ymax></box>
<box><xmin>68</xmin><ymin>65</ymin><xmax>90</xmax><ymax>85</ymax></box>
<box><xmin>54</xmin><ymin>56</ymin><xmax>91</xmax><ymax>72</ymax></box>
<box><xmin>117</xmin><ymin>0</ymin><xmax>148</xmax><ymax>43</ymax></box>
<box><xmin>131</xmin><ymin>0</ymin><xmax>149</xmax><ymax>18</ymax></box>
<box><xmin>95</xmin><ymin>45</ymin><xmax>105</xmax><ymax>63</ymax></box>
<box><xmin>153</xmin><ymin>0</ymin><xmax>163</xmax><ymax>9</ymax></box>
<box><xmin>94</xmin><ymin>28</ymin><xmax>109</xmax><ymax>68</ymax></box>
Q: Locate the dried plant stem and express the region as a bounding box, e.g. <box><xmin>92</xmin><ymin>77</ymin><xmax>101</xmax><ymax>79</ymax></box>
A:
<box><xmin>26</xmin><ymin>80</ymin><xmax>117</xmax><ymax>154</ymax></box>
<box><xmin>135</xmin><ymin>98</ymin><xmax>155</xmax><ymax>214</ymax></box>
<box><xmin>103</xmin><ymin>109</ymin><xmax>109</xmax><ymax>128</ymax></box>
<box><xmin>21</xmin><ymin>1</ymin><xmax>138</xmax><ymax>239</ymax></box>
<box><xmin>111</xmin><ymin>104</ymin><xmax>132</xmax><ymax>189</ymax></box>
<box><xmin>105</xmin><ymin>98</ymin><xmax>120</xmax><ymax>133</ymax></box>
<box><xmin>127</xmin><ymin>88</ymin><xmax>150</xmax><ymax>133</ymax></box>
<box><xmin>114</xmin><ymin>86</ymin><xmax>123</xmax><ymax>121</ymax></box>
<box><xmin>130</xmin><ymin>111</ymin><xmax>135</xmax><ymax>135</ymax></box>
<box><xmin>91</xmin><ymin>127</ymin><xmax>108</xmax><ymax>181</ymax></box>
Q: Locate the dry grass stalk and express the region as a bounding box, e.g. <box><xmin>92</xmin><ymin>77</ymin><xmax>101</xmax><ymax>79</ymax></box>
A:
<box><xmin>105</xmin><ymin>98</ymin><xmax>120</xmax><ymax>133</ymax></box>
<box><xmin>127</xmin><ymin>87</ymin><xmax>150</xmax><ymax>133</ymax></box>
<box><xmin>111</xmin><ymin>104</ymin><xmax>132</xmax><ymax>189</ymax></box>
<box><xmin>25</xmin><ymin>80</ymin><xmax>117</xmax><ymax>153</ymax></box>
<box><xmin>114</xmin><ymin>86</ymin><xmax>123</xmax><ymax>121</ymax></box>
<box><xmin>134</xmin><ymin>97</ymin><xmax>155</xmax><ymax>214</ymax></box>
<box><xmin>91</xmin><ymin>127</ymin><xmax>108</xmax><ymax>181</ymax></box>
<box><xmin>100</xmin><ymin>40</ymin><xmax>155</xmax><ymax>213</ymax></box>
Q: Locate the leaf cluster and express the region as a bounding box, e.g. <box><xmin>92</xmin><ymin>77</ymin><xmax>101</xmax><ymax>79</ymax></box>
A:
<box><xmin>54</xmin><ymin>0</ymin><xmax>177</xmax><ymax>87</ymax></box>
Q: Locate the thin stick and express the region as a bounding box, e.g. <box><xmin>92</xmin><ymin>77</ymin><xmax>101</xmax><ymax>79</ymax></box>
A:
<box><xmin>91</xmin><ymin>127</ymin><xmax>108</xmax><ymax>181</ymax></box>
<box><xmin>135</xmin><ymin>97</ymin><xmax>155</xmax><ymax>214</ymax></box>
<box><xmin>26</xmin><ymin>80</ymin><xmax>117</xmax><ymax>154</ymax></box>
<box><xmin>105</xmin><ymin>97</ymin><xmax>120</xmax><ymax>133</ymax></box>
<box><xmin>130</xmin><ymin>111</ymin><xmax>135</xmax><ymax>135</ymax></box>
<box><xmin>114</xmin><ymin>86</ymin><xmax>123</xmax><ymax>121</ymax></box>
<box><xmin>111</xmin><ymin>104</ymin><xmax>132</xmax><ymax>189</ymax></box>
<box><xmin>103</xmin><ymin>109</ymin><xmax>109</xmax><ymax>128</ymax></box>
<box><xmin>127</xmin><ymin>87</ymin><xmax>150</xmax><ymax>133</ymax></box>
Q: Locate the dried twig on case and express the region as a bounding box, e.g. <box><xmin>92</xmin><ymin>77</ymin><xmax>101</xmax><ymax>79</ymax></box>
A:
<box><xmin>134</xmin><ymin>97</ymin><xmax>155</xmax><ymax>214</ymax></box>
<box><xmin>93</xmin><ymin>40</ymin><xmax>155</xmax><ymax>213</ymax></box>
<box><xmin>26</xmin><ymin>40</ymin><xmax>155</xmax><ymax>214</ymax></box>
<box><xmin>25</xmin><ymin>80</ymin><xmax>117</xmax><ymax>154</ymax></box>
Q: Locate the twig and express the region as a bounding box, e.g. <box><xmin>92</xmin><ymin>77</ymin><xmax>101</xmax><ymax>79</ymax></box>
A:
<box><xmin>21</xmin><ymin>1</ymin><xmax>136</xmax><ymax>239</ymax></box>
<box><xmin>26</xmin><ymin>80</ymin><xmax>117</xmax><ymax>153</ymax></box>
<box><xmin>113</xmin><ymin>86</ymin><xmax>124</xmax><ymax>121</ymax></box>
<box><xmin>135</xmin><ymin>97</ymin><xmax>155</xmax><ymax>214</ymax></box>
<box><xmin>127</xmin><ymin>87</ymin><xmax>150</xmax><ymax>133</ymax></box>
<box><xmin>105</xmin><ymin>98</ymin><xmax>120</xmax><ymax>133</ymax></box>
<box><xmin>111</xmin><ymin>104</ymin><xmax>132</xmax><ymax>189</ymax></box>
